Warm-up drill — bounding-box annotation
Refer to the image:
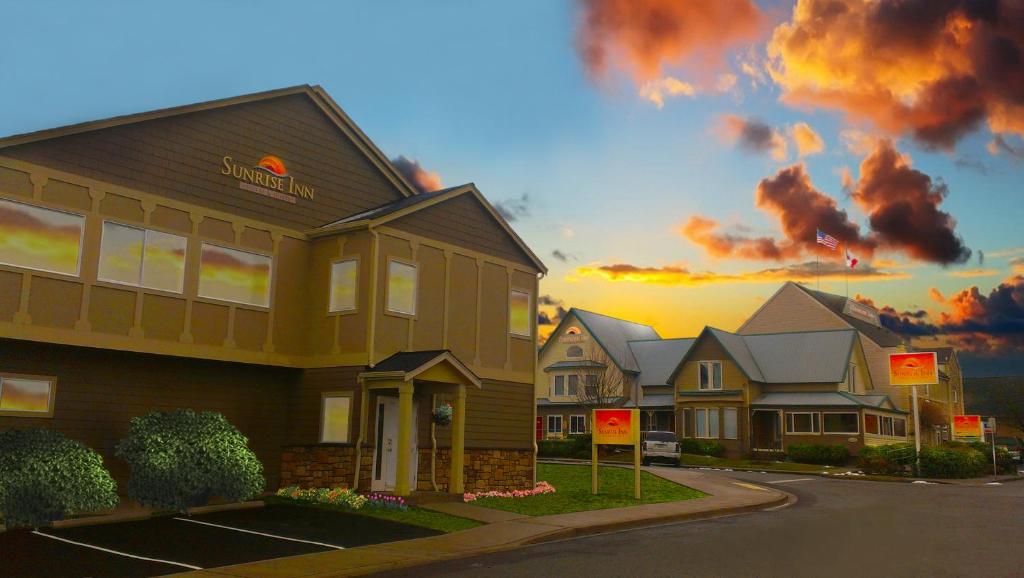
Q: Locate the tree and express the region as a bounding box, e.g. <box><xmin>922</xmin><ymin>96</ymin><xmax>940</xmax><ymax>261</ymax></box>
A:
<box><xmin>571</xmin><ymin>344</ymin><xmax>628</xmax><ymax>412</ymax></box>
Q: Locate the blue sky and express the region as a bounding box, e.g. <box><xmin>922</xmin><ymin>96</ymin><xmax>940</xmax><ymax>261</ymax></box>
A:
<box><xmin>2</xmin><ymin>0</ymin><xmax>1021</xmax><ymax>374</ymax></box>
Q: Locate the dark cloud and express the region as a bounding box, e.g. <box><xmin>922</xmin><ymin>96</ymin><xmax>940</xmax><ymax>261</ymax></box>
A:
<box><xmin>576</xmin><ymin>0</ymin><xmax>762</xmax><ymax>82</ymax></box>
<box><xmin>851</xmin><ymin>140</ymin><xmax>972</xmax><ymax>265</ymax></box>
<box><xmin>538</xmin><ymin>295</ymin><xmax>568</xmax><ymax>326</ymax></box>
<box><xmin>493</xmin><ymin>193</ymin><xmax>531</xmax><ymax>223</ymax></box>
<box><xmin>989</xmin><ymin>134</ymin><xmax>1024</xmax><ymax>160</ymax></box>
<box><xmin>769</xmin><ymin>0</ymin><xmax>1024</xmax><ymax>149</ymax></box>
<box><xmin>716</xmin><ymin>115</ymin><xmax>787</xmax><ymax>160</ymax></box>
<box><xmin>390</xmin><ymin>156</ymin><xmax>442</xmax><ymax>193</ymax></box>
<box><xmin>551</xmin><ymin>249</ymin><xmax>576</xmax><ymax>263</ymax></box>
<box><xmin>855</xmin><ymin>295</ymin><xmax>939</xmax><ymax>337</ymax></box>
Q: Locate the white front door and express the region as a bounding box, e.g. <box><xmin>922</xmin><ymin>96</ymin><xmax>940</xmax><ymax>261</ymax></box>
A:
<box><xmin>372</xmin><ymin>396</ymin><xmax>419</xmax><ymax>492</ymax></box>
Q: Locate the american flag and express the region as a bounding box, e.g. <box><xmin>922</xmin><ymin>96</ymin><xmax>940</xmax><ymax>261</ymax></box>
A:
<box><xmin>816</xmin><ymin>229</ymin><xmax>838</xmax><ymax>250</ymax></box>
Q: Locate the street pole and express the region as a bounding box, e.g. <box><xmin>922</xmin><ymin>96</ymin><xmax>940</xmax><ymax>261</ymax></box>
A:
<box><xmin>990</xmin><ymin>417</ymin><xmax>998</xmax><ymax>476</ymax></box>
<box><xmin>912</xmin><ymin>385</ymin><xmax>921</xmax><ymax>473</ymax></box>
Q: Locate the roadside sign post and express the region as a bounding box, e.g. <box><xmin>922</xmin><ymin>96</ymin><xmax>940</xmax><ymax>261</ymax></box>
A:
<box><xmin>888</xmin><ymin>352</ymin><xmax>939</xmax><ymax>473</ymax></box>
<box><xmin>592</xmin><ymin>408</ymin><xmax>641</xmax><ymax>499</ymax></box>
<box><xmin>987</xmin><ymin>417</ymin><xmax>998</xmax><ymax>476</ymax></box>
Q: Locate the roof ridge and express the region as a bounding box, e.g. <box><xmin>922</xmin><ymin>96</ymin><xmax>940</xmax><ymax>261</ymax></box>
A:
<box><xmin>573</xmin><ymin>308</ymin><xmax>657</xmax><ymax>329</ymax></box>
<box><xmin>740</xmin><ymin>328</ymin><xmax>857</xmax><ymax>337</ymax></box>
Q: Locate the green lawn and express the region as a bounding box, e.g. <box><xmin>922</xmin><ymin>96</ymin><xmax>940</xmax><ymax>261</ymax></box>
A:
<box><xmin>264</xmin><ymin>496</ymin><xmax>481</xmax><ymax>533</ymax></box>
<box><xmin>470</xmin><ymin>463</ymin><xmax>705</xmax><ymax>516</ymax></box>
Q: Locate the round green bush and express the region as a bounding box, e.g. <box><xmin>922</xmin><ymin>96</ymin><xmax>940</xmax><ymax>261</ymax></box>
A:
<box><xmin>116</xmin><ymin>410</ymin><xmax>264</xmax><ymax>510</ymax></box>
<box><xmin>919</xmin><ymin>445</ymin><xmax>987</xmax><ymax>479</ymax></box>
<box><xmin>0</xmin><ymin>429</ymin><xmax>118</xmax><ymax>528</ymax></box>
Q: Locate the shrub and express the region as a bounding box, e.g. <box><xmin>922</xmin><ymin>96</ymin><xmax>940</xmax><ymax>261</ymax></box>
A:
<box><xmin>679</xmin><ymin>438</ymin><xmax>726</xmax><ymax>457</ymax></box>
<box><xmin>116</xmin><ymin>410</ymin><xmax>264</xmax><ymax>511</ymax></box>
<box><xmin>0</xmin><ymin>429</ymin><xmax>118</xmax><ymax>528</ymax></box>
<box><xmin>919</xmin><ymin>445</ymin><xmax>988</xmax><ymax>479</ymax></box>
<box><xmin>964</xmin><ymin>442</ymin><xmax>1016</xmax><ymax>475</ymax></box>
<box><xmin>858</xmin><ymin>444</ymin><xmax>914</xmax><ymax>475</ymax></box>
<box><xmin>275</xmin><ymin>485</ymin><xmax>372</xmax><ymax>510</ymax></box>
<box><xmin>786</xmin><ymin>444</ymin><xmax>850</xmax><ymax>466</ymax></box>
<box><xmin>537</xmin><ymin>440</ymin><xmax>575</xmax><ymax>458</ymax></box>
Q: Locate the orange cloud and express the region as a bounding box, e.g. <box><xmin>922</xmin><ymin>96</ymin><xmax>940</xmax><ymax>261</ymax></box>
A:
<box><xmin>576</xmin><ymin>260</ymin><xmax>905</xmax><ymax>286</ymax></box>
<box><xmin>791</xmin><ymin>122</ymin><xmax>824</xmax><ymax>157</ymax></box>
<box><xmin>929</xmin><ymin>287</ymin><xmax>946</xmax><ymax>304</ymax></box>
<box><xmin>948</xmin><ymin>269</ymin><xmax>1000</xmax><ymax>278</ymax></box>
<box><xmin>391</xmin><ymin>155</ymin><xmax>442</xmax><ymax>193</ymax></box>
<box><xmin>767</xmin><ymin>0</ymin><xmax>1024</xmax><ymax>149</ymax></box>
<box><xmin>639</xmin><ymin>76</ymin><xmax>696</xmax><ymax>108</ymax></box>
<box><xmin>576</xmin><ymin>0</ymin><xmax>763</xmax><ymax>83</ymax></box>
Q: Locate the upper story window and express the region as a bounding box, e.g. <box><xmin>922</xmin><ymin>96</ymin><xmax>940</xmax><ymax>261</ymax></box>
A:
<box><xmin>553</xmin><ymin>375</ymin><xmax>565</xmax><ymax>397</ymax></box>
<box><xmin>0</xmin><ymin>373</ymin><xmax>56</xmax><ymax>418</ymax></box>
<box><xmin>328</xmin><ymin>258</ymin><xmax>358</xmax><ymax>313</ymax></box>
<box><xmin>0</xmin><ymin>197</ymin><xmax>84</xmax><ymax>277</ymax></box>
<box><xmin>568</xmin><ymin>374</ymin><xmax>580</xmax><ymax>396</ymax></box>
<box><xmin>386</xmin><ymin>259</ymin><xmax>417</xmax><ymax>316</ymax></box>
<box><xmin>99</xmin><ymin>221</ymin><xmax>187</xmax><ymax>293</ymax></box>
<box><xmin>845</xmin><ymin>364</ymin><xmax>856</xmax><ymax>393</ymax></box>
<box><xmin>566</xmin><ymin>345</ymin><xmax>584</xmax><ymax>358</ymax></box>
<box><xmin>699</xmin><ymin>361</ymin><xmax>723</xmax><ymax>390</ymax></box>
<box><xmin>198</xmin><ymin>243</ymin><xmax>272</xmax><ymax>308</ymax></box>
<box><xmin>509</xmin><ymin>289</ymin><xmax>531</xmax><ymax>337</ymax></box>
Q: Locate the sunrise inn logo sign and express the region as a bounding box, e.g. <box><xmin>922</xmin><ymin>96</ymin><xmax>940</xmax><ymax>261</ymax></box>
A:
<box><xmin>221</xmin><ymin>154</ymin><xmax>315</xmax><ymax>204</ymax></box>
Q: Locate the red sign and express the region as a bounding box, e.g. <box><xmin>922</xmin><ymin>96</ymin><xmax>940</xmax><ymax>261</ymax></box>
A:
<box><xmin>536</xmin><ymin>416</ymin><xmax>543</xmax><ymax>441</ymax></box>
<box><xmin>953</xmin><ymin>415</ymin><xmax>983</xmax><ymax>441</ymax></box>
<box><xmin>593</xmin><ymin>409</ymin><xmax>634</xmax><ymax>445</ymax></box>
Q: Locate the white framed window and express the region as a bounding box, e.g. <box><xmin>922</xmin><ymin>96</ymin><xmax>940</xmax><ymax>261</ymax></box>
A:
<box><xmin>566</xmin><ymin>345</ymin><xmax>584</xmax><ymax>358</ymax></box>
<box><xmin>547</xmin><ymin>415</ymin><xmax>563</xmax><ymax>435</ymax></box>
<box><xmin>198</xmin><ymin>242</ymin><xmax>273</xmax><ymax>307</ymax></box>
<box><xmin>723</xmin><ymin>407</ymin><xmax>738</xmax><ymax>439</ymax></box>
<box><xmin>385</xmin><ymin>258</ymin><xmax>417</xmax><ymax>316</ymax></box>
<box><xmin>509</xmin><ymin>289</ymin><xmax>531</xmax><ymax>337</ymax></box>
<box><xmin>880</xmin><ymin>415</ymin><xmax>894</xmax><ymax>436</ymax></box>
<box><xmin>320</xmin><ymin>392</ymin><xmax>353</xmax><ymax>443</ymax></box>
<box><xmin>553</xmin><ymin>375</ymin><xmax>565</xmax><ymax>397</ymax></box>
<box><xmin>0</xmin><ymin>197</ymin><xmax>85</xmax><ymax>277</ymax></box>
<box><xmin>786</xmin><ymin>412</ymin><xmax>820</xmax><ymax>434</ymax></box>
<box><xmin>694</xmin><ymin>408</ymin><xmax>719</xmax><ymax>439</ymax></box>
<box><xmin>698</xmin><ymin>361</ymin><xmax>722</xmax><ymax>390</ymax></box>
<box><xmin>328</xmin><ymin>258</ymin><xmax>358</xmax><ymax>313</ymax></box>
<box><xmin>846</xmin><ymin>364</ymin><xmax>856</xmax><ymax>392</ymax></box>
<box><xmin>99</xmin><ymin>221</ymin><xmax>187</xmax><ymax>293</ymax></box>
<box><xmin>569</xmin><ymin>415</ymin><xmax>586</xmax><ymax>434</ymax></box>
<box><xmin>0</xmin><ymin>373</ymin><xmax>57</xmax><ymax>418</ymax></box>
<box><xmin>568</xmin><ymin>375</ymin><xmax>579</xmax><ymax>396</ymax></box>
<box><xmin>822</xmin><ymin>412</ymin><xmax>859</xmax><ymax>434</ymax></box>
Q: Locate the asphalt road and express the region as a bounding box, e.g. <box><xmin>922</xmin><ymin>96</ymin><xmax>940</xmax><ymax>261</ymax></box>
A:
<box><xmin>374</xmin><ymin>469</ymin><xmax>1024</xmax><ymax>578</ymax></box>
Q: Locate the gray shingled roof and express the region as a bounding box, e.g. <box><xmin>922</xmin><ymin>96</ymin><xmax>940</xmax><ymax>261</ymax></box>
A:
<box><xmin>317</xmin><ymin>185</ymin><xmax>464</xmax><ymax>228</ymax></box>
<box><xmin>629</xmin><ymin>338</ymin><xmax>696</xmax><ymax>386</ymax></box>
<box><xmin>792</xmin><ymin>283</ymin><xmax>904</xmax><ymax>347</ymax></box>
<box><xmin>752</xmin><ymin>391</ymin><xmax>904</xmax><ymax>412</ymax></box>
<box><xmin>543</xmin><ymin>360</ymin><xmax>607</xmax><ymax>372</ymax></box>
<box><xmin>572</xmin><ymin>309</ymin><xmax>660</xmax><ymax>373</ymax></box>
<box><xmin>622</xmin><ymin>394</ymin><xmax>674</xmax><ymax>408</ymax></box>
<box><xmin>742</xmin><ymin>330</ymin><xmax>856</xmax><ymax>383</ymax></box>
<box><xmin>695</xmin><ymin>327</ymin><xmax>858</xmax><ymax>384</ymax></box>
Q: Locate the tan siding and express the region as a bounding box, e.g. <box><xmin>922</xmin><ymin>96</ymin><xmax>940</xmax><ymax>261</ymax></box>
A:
<box><xmin>740</xmin><ymin>283</ymin><xmax>849</xmax><ymax>334</ymax></box>
<box><xmin>388</xmin><ymin>193</ymin><xmax>534</xmax><ymax>267</ymax></box>
<box><xmin>1</xmin><ymin>94</ymin><xmax>406</xmax><ymax>230</ymax></box>
<box><xmin>479</xmin><ymin>263</ymin><xmax>508</xmax><ymax>369</ymax></box>
<box><xmin>447</xmin><ymin>254</ymin><xmax>478</xmax><ymax>363</ymax></box>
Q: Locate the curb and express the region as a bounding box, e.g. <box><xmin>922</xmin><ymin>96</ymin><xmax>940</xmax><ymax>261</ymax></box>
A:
<box><xmin>185</xmin><ymin>500</ymin><xmax>265</xmax><ymax>516</ymax></box>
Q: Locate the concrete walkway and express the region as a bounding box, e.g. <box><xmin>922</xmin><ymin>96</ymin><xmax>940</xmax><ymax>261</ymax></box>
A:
<box><xmin>172</xmin><ymin>467</ymin><xmax>789</xmax><ymax>578</ymax></box>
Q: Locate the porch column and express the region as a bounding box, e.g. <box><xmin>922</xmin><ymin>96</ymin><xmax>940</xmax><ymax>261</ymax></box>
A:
<box><xmin>450</xmin><ymin>384</ymin><xmax>467</xmax><ymax>495</ymax></box>
<box><xmin>352</xmin><ymin>381</ymin><xmax>370</xmax><ymax>491</ymax></box>
<box><xmin>394</xmin><ymin>382</ymin><xmax>415</xmax><ymax>497</ymax></box>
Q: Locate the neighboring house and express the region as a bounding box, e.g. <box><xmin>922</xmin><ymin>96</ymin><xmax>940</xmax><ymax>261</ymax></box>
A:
<box><xmin>535</xmin><ymin>308</ymin><xmax>669</xmax><ymax>438</ymax></box>
<box><xmin>0</xmin><ymin>85</ymin><xmax>546</xmax><ymax>497</ymax></box>
<box><xmin>740</xmin><ymin>282</ymin><xmax>963</xmax><ymax>444</ymax></box>
<box><xmin>671</xmin><ymin>327</ymin><xmax>908</xmax><ymax>457</ymax></box>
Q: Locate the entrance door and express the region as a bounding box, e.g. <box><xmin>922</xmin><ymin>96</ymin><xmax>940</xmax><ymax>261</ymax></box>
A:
<box><xmin>372</xmin><ymin>396</ymin><xmax>419</xmax><ymax>492</ymax></box>
<box><xmin>752</xmin><ymin>410</ymin><xmax>782</xmax><ymax>451</ymax></box>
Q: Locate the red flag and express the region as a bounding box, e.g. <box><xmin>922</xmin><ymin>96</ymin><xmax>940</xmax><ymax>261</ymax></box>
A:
<box><xmin>846</xmin><ymin>249</ymin><xmax>858</xmax><ymax>269</ymax></box>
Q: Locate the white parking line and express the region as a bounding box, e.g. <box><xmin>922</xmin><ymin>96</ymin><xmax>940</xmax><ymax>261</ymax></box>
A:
<box><xmin>32</xmin><ymin>530</ymin><xmax>201</xmax><ymax>570</ymax></box>
<box><xmin>765</xmin><ymin>478</ymin><xmax>815</xmax><ymax>484</ymax></box>
<box><xmin>173</xmin><ymin>517</ymin><xmax>345</xmax><ymax>549</ymax></box>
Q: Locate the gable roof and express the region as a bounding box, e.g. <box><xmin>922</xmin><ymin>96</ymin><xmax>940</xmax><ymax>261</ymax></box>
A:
<box><xmin>672</xmin><ymin>326</ymin><xmax>859</xmax><ymax>384</ymax></box>
<box><xmin>789</xmin><ymin>283</ymin><xmax>905</xmax><ymax>347</ymax></box>
<box><xmin>0</xmin><ymin>84</ymin><xmax>421</xmax><ymax>199</ymax></box>
<box><xmin>311</xmin><ymin>182</ymin><xmax>546</xmax><ymax>273</ymax></box>
<box><xmin>752</xmin><ymin>391</ymin><xmax>905</xmax><ymax>412</ymax></box>
<box><xmin>540</xmin><ymin>308</ymin><xmax>659</xmax><ymax>374</ymax></box>
<box><xmin>628</xmin><ymin>338</ymin><xmax>696</xmax><ymax>386</ymax></box>
<box><xmin>359</xmin><ymin>349</ymin><xmax>481</xmax><ymax>388</ymax></box>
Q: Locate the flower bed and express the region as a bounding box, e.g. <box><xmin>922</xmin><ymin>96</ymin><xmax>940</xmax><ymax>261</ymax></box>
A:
<box><xmin>463</xmin><ymin>480</ymin><xmax>555</xmax><ymax>502</ymax></box>
<box><xmin>275</xmin><ymin>486</ymin><xmax>408</xmax><ymax>511</ymax></box>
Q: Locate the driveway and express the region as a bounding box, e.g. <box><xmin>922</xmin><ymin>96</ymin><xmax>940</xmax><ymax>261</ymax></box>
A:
<box><xmin>373</xmin><ymin>468</ymin><xmax>1024</xmax><ymax>578</ymax></box>
<box><xmin>0</xmin><ymin>504</ymin><xmax>440</xmax><ymax>578</ymax></box>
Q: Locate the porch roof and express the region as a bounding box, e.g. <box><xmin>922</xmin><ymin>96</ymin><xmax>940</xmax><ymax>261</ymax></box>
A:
<box><xmin>751</xmin><ymin>391</ymin><xmax>906</xmax><ymax>413</ymax></box>
<box><xmin>360</xmin><ymin>350</ymin><xmax>481</xmax><ymax>388</ymax></box>
<box><xmin>622</xmin><ymin>394</ymin><xmax>674</xmax><ymax>408</ymax></box>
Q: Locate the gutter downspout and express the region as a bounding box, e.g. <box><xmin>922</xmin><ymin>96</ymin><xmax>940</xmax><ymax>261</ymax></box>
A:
<box><xmin>532</xmin><ymin>271</ymin><xmax>544</xmax><ymax>487</ymax></box>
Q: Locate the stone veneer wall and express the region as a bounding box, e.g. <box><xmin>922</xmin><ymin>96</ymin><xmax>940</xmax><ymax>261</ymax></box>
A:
<box><xmin>280</xmin><ymin>446</ymin><xmax>534</xmax><ymax>493</ymax></box>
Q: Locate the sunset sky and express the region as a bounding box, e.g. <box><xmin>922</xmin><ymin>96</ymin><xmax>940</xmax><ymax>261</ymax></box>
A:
<box><xmin>1</xmin><ymin>0</ymin><xmax>1021</xmax><ymax>374</ymax></box>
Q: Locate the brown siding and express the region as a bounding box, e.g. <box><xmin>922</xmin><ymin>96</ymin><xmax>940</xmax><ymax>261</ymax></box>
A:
<box><xmin>467</xmin><ymin>379</ymin><xmax>533</xmax><ymax>449</ymax></box>
<box><xmin>288</xmin><ymin>366</ymin><xmax>363</xmax><ymax>446</ymax></box>
<box><xmin>0</xmin><ymin>339</ymin><xmax>296</xmax><ymax>489</ymax></box>
<box><xmin>388</xmin><ymin>193</ymin><xmax>534</xmax><ymax>267</ymax></box>
<box><xmin>1</xmin><ymin>94</ymin><xmax>406</xmax><ymax>230</ymax></box>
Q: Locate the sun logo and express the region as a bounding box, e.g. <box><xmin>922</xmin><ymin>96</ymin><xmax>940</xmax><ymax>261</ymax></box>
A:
<box><xmin>256</xmin><ymin>155</ymin><xmax>288</xmax><ymax>177</ymax></box>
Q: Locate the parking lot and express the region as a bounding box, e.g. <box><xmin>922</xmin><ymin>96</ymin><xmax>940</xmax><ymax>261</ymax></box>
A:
<box><xmin>0</xmin><ymin>504</ymin><xmax>441</xmax><ymax>577</ymax></box>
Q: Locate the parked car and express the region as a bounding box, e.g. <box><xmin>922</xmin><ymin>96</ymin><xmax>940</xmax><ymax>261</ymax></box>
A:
<box><xmin>641</xmin><ymin>431</ymin><xmax>680</xmax><ymax>465</ymax></box>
